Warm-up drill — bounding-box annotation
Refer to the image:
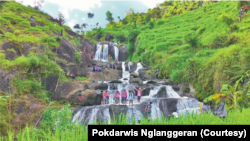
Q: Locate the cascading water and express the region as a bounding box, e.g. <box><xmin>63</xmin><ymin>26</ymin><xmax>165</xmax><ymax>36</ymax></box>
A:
<box><xmin>114</xmin><ymin>46</ymin><xmax>119</xmax><ymax>61</ymax></box>
<box><xmin>119</xmin><ymin>62</ymin><xmax>130</xmax><ymax>84</ymax></box>
<box><xmin>72</xmin><ymin>61</ymin><xmax>210</xmax><ymax>125</ymax></box>
<box><xmin>94</xmin><ymin>42</ymin><xmax>119</xmax><ymax>62</ymax></box>
<box><xmin>134</xmin><ymin>63</ymin><xmax>143</xmax><ymax>75</ymax></box>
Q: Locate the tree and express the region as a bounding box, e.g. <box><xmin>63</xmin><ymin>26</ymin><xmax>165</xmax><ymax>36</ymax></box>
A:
<box><xmin>33</xmin><ymin>0</ymin><xmax>44</xmax><ymax>10</ymax></box>
<box><xmin>151</xmin><ymin>7</ymin><xmax>161</xmax><ymax>21</ymax></box>
<box><xmin>106</xmin><ymin>10</ymin><xmax>114</xmax><ymax>23</ymax></box>
<box><xmin>96</xmin><ymin>22</ymin><xmax>99</xmax><ymax>29</ymax></box>
<box><xmin>87</xmin><ymin>13</ymin><xmax>94</xmax><ymax>19</ymax></box>
<box><xmin>58</xmin><ymin>11</ymin><xmax>66</xmax><ymax>26</ymax></box>
<box><xmin>117</xmin><ymin>16</ymin><xmax>121</xmax><ymax>22</ymax></box>
<box><xmin>73</xmin><ymin>24</ymin><xmax>82</xmax><ymax>34</ymax></box>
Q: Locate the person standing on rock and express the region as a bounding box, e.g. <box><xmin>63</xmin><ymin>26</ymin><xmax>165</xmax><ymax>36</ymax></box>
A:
<box><xmin>102</xmin><ymin>90</ymin><xmax>109</xmax><ymax>105</ymax></box>
<box><xmin>134</xmin><ymin>87</ymin><xmax>146</xmax><ymax>104</ymax></box>
<box><xmin>115</xmin><ymin>60</ymin><xmax>118</xmax><ymax>70</ymax></box>
<box><xmin>128</xmin><ymin>90</ymin><xmax>134</xmax><ymax>108</ymax></box>
<box><xmin>145</xmin><ymin>102</ymin><xmax>152</xmax><ymax>121</ymax></box>
<box><xmin>122</xmin><ymin>89</ymin><xmax>127</xmax><ymax>105</ymax></box>
<box><xmin>155</xmin><ymin>68</ymin><xmax>159</xmax><ymax>79</ymax></box>
<box><xmin>114</xmin><ymin>90</ymin><xmax>120</xmax><ymax>105</ymax></box>
<box><xmin>92</xmin><ymin>65</ymin><xmax>96</xmax><ymax>72</ymax></box>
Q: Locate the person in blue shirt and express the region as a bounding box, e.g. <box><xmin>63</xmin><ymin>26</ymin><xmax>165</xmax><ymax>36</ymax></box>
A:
<box><xmin>128</xmin><ymin>90</ymin><xmax>134</xmax><ymax>108</ymax></box>
<box><xmin>145</xmin><ymin>102</ymin><xmax>152</xmax><ymax>121</ymax></box>
<box><xmin>30</xmin><ymin>15</ymin><xmax>34</xmax><ymax>21</ymax></box>
<box><xmin>59</xmin><ymin>29</ymin><xmax>63</xmax><ymax>36</ymax></box>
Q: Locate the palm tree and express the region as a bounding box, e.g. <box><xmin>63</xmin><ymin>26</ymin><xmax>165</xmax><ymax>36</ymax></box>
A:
<box><xmin>96</xmin><ymin>22</ymin><xmax>99</xmax><ymax>29</ymax></box>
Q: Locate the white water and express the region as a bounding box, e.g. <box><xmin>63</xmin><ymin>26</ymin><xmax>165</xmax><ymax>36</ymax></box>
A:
<box><xmin>134</xmin><ymin>63</ymin><xmax>143</xmax><ymax>75</ymax></box>
<box><xmin>114</xmin><ymin>46</ymin><xmax>119</xmax><ymax>61</ymax></box>
<box><xmin>94</xmin><ymin>44</ymin><xmax>108</xmax><ymax>62</ymax></box>
<box><xmin>166</xmin><ymin>86</ymin><xmax>181</xmax><ymax>98</ymax></box>
<box><xmin>72</xmin><ymin>60</ymin><xmax>209</xmax><ymax>125</ymax></box>
<box><xmin>94</xmin><ymin>43</ymin><xmax>119</xmax><ymax>62</ymax></box>
<box><xmin>119</xmin><ymin>62</ymin><xmax>130</xmax><ymax>84</ymax></box>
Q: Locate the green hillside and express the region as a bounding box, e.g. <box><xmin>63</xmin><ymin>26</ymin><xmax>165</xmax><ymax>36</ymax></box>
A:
<box><xmin>0</xmin><ymin>1</ymin><xmax>86</xmax><ymax>136</ymax></box>
<box><xmin>87</xmin><ymin>1</ymin><xmax>250</xmax><ymax>101</ymax></box>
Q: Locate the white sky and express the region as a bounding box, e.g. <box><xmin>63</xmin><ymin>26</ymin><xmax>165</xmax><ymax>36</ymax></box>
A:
<box><xmin>18</xmin><ymin>0</ymin><xmax>165</xmax><ymax>29</ymax></box>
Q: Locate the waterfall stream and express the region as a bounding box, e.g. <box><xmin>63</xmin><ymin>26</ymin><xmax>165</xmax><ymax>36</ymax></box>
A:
<box><xmin>72</xmin><ymin>61</ymin><xmax>209</xmax><ymax>125</ymax></box>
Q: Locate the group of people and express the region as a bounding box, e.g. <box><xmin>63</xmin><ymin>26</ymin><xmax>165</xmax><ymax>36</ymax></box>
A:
<box><xmin>239</xmin><ymin>5</ymin><xmax>248</xmax><ymax>22</ymax></box>
<box><xmin>92</xmin><ymin>65</ymin><xmax>102</xmax><ymax>72</ymax></box>
<box><xmin>101</xmin><ymin>87</ymin><xmax>146</xmax><ymax>107</ymax></box>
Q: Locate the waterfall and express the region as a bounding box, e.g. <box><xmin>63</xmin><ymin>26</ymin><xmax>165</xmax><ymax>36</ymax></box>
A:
<box><xmin>94</xmin><ymin>43</ymin><xmax>119</xmax><ymax>62</ymax></box>
<box><xmin>94</xmin><ymin>44</ymin><xmax>109</xmax><ymax>62</ymax></box>
<box><xmin>134</xmin><ymin>63</ymin><xmax>143</xmax><ymax>75</ymax></box>
<box><xmin>166</xmin><ymin>86</ymin><xmax>181</xmax><ymax>98</ymax></box>
<box><xmin>114</xmin><ymin>46</ymin><xmax>119</xmax><ymax>61</ymax></box>
<box><xmin>119</xmin><ymin>62</ymin><xmax>130</xmax><ymax>84</ymax></box>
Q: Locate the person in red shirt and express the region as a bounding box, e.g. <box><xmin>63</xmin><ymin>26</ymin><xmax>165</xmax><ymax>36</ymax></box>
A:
<box><xmin>113</xmin><ymin>90</ymin><xmax>120</xmax><ymax>105</ymax></box>
<box><xmin>245</xmin><ymin>5</ymin><xmax>248</xmax><ymax>15</ymax></box>
<box><xmin>122</xmin><ymin>89</ymin><xmax>127</xmax><ymax>105</ymax></box>
<box><xmin>102</xmin><ymin>90</ymin><xmax>109</xmax><ymax>105</ymax></box>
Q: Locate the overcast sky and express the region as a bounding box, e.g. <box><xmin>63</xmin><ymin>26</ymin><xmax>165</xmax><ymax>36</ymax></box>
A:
<box><xmin>18</xmin><ymin>0</ymin><xmax>165</xmax><ymax>31</ymax></box>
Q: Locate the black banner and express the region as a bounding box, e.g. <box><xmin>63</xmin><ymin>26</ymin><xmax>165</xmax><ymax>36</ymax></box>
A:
<box><xmin>88</xmin><ymin>125</ymin><xmax>248</xmax><ymax>140</ymax></box>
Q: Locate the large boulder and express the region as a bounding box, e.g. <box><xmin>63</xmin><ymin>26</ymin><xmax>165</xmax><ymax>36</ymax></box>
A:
<box><xmin>118</xmin><ymin>45</ymin><xmax>128</xmax><ymax>61</ymax></box>
<box><xmin>130</xmin><ymin>72</ymin><xmax>139</xmax><ymax>78</ymax></box>
<box><xmin>129</xmin><ymin>77</ymin><xmax>142</xmax><ymax>84</ymax></box>
<box><xmin>93</xmin><ymin>83</ymin><xmax>108</xmax><ymax>90</ymax></box>
<box><xmin>52</xmin><ymin>82</ymin><xmax>102</xmax><ymax>106</ymax></box>
<box><xmin>129</xmin><ymin>62</ymin><xmax>137</xmax><ymax>73</ymax></box>
<box><xmin>156</xmin><ymin>86</ymin><xmax>167</xmax><ymax>98</ymax></box>
<box><xmin>138</xmin><ymin>69</ymin><xmax>152</xmax><ymax>81</ymax></box>
<box><xmin>1</xmin><ymin>42</ymin><xmax>21</xmax><ymax>60</ymax></box>
<box><xmin>41</xmin><ymin>74</ymin><xmax>59</xmax><ymax>94</ymax></box>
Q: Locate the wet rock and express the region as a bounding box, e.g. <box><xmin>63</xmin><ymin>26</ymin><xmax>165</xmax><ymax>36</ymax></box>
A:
<box><xmin>129</xmin><ymin>77</ymin><xmax>142</xmax><ymax>84</ymax></box>
<box><xmin>165</xmin><ymin>79</ymin><xmax>174</xmax><ymax>85</ymax></box>
<box><xmin>109</xmin><ymin>105</ymin><xmax>128</xmax><ymax>121</ymax></box>
<box><xmin>141</xmin><ymin>87</ymin><xmax>151</xmax><ymax>96</ymax></box>
<box><xmin>109</xmin><ymin>80</ymin><xmax>122</xmax><ymax>83</ymax></box>
<box><xmin>147</xmin><ymin>80</ymin><xmax>157</xmax><ymax>84</ymax></box>
<box><xmin>130</xmin><ymin>72</ymin><xmax>139</xmax><ymax>78</ymax></box>
<box><xmin>22</xmin><ymin>44</ymin><xmax>32</xmax><ymax>56</ymax></box>
<box><xmin>172</xmin><ymin>86</ymin><xmax>179</xmax><ymax>91</ymax></box>
<box><xmin>0</xmin><ymin>30</ymin><xmax>3</xmax><ymax>34</ymax></box>
<box><xmin>159</xmin><ymin>98</ymin><xmax>178</xmax><ymax>117</ymax></box>
<box><xmin>118</xmin><ymin>45</ymin><xmax>128</xmax><ymax>61</ymax></box>
<box><xmin>156</xmin><ymin>86</ymin><xmax>167</xmax><ymax>98</ymax></box>
<box><xmin>94</xmin><ymin>83</ymin><xmax>108</xmax><ymax>90</ymax></box>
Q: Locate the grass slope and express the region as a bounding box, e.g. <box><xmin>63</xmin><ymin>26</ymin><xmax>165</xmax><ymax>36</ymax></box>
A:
<box><xmin>87</xmin><ymin>1</ymin><xmax>250</xmax><ymax>102</ymax></box>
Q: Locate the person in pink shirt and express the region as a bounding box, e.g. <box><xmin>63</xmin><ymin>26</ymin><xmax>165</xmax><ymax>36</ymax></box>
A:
<box><xmin>113</xmin><ymin>90</ymin><xmax>120</xmax><ymax>105</ymax></box>
<box><xmin>122</xmin><ymin>89</ymin><xmax>127</xmax><ymax>105</ymax></box>
<box><xmin>245</xmin><ymin>5</ymin><xmax>248</xmax><ymax>15</ymax></box>
<box><xmin>134</xmin><ymin>87</ymin><xmax>146</xmax><ymax>104</ymax></box>
<box><xmin>102</xmin><ymin>90</ymin><xmax>109</xmax><ymax>105</ymax></box>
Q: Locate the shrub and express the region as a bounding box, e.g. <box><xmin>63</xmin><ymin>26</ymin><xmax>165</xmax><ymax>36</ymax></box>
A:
<box><xmin>16</xmin><ymin>7</ymin><xmax>23</xmax><ymax>12</ymax></box>
<box><xmin>148</xmin><ymin>21</ymin><xmax>155</xmax><ymax>29</ymax></box>
<box><xmin>219</xmin><ymin>13</ymin><xmax>234</xmax><ymax>26</ymax></box>
<box><xmin>157</xmin><ymin>20</ymin><xmax>164</xmax><ymax>25</ymax></box>
<box><xmin>4</xmin><ymin>32</ymin><xmax>16</xmax><ymax>42</ymax></box>
<box><xmin>0</xmin><ymin>18</ymin><xmax>10</xmax><ymax>26</ymax></box>
<box><xmin>20</xmin><ymin>21</ymin><xmax>30</xmax><ymax>28</ymax></box>
<box><xmin>24</xmin><ymin>27</ymin><xmax>42</xmax><ymax>33</ymax></box>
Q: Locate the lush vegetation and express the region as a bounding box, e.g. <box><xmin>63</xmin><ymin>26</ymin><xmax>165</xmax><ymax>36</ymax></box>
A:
<box><xmin>0</xmin><ymin>1</ymin><xmax>87</xmax><ymax>137</ymax></box>
<box><xmin>1</xmin><ymin>104</ymin><xmax>250</xmax><ymax>140</ymax></box>
<box><xmin>86</xmin><ymin>1</ymin><xmax>250</xmax><ymax>104</ymax></box>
